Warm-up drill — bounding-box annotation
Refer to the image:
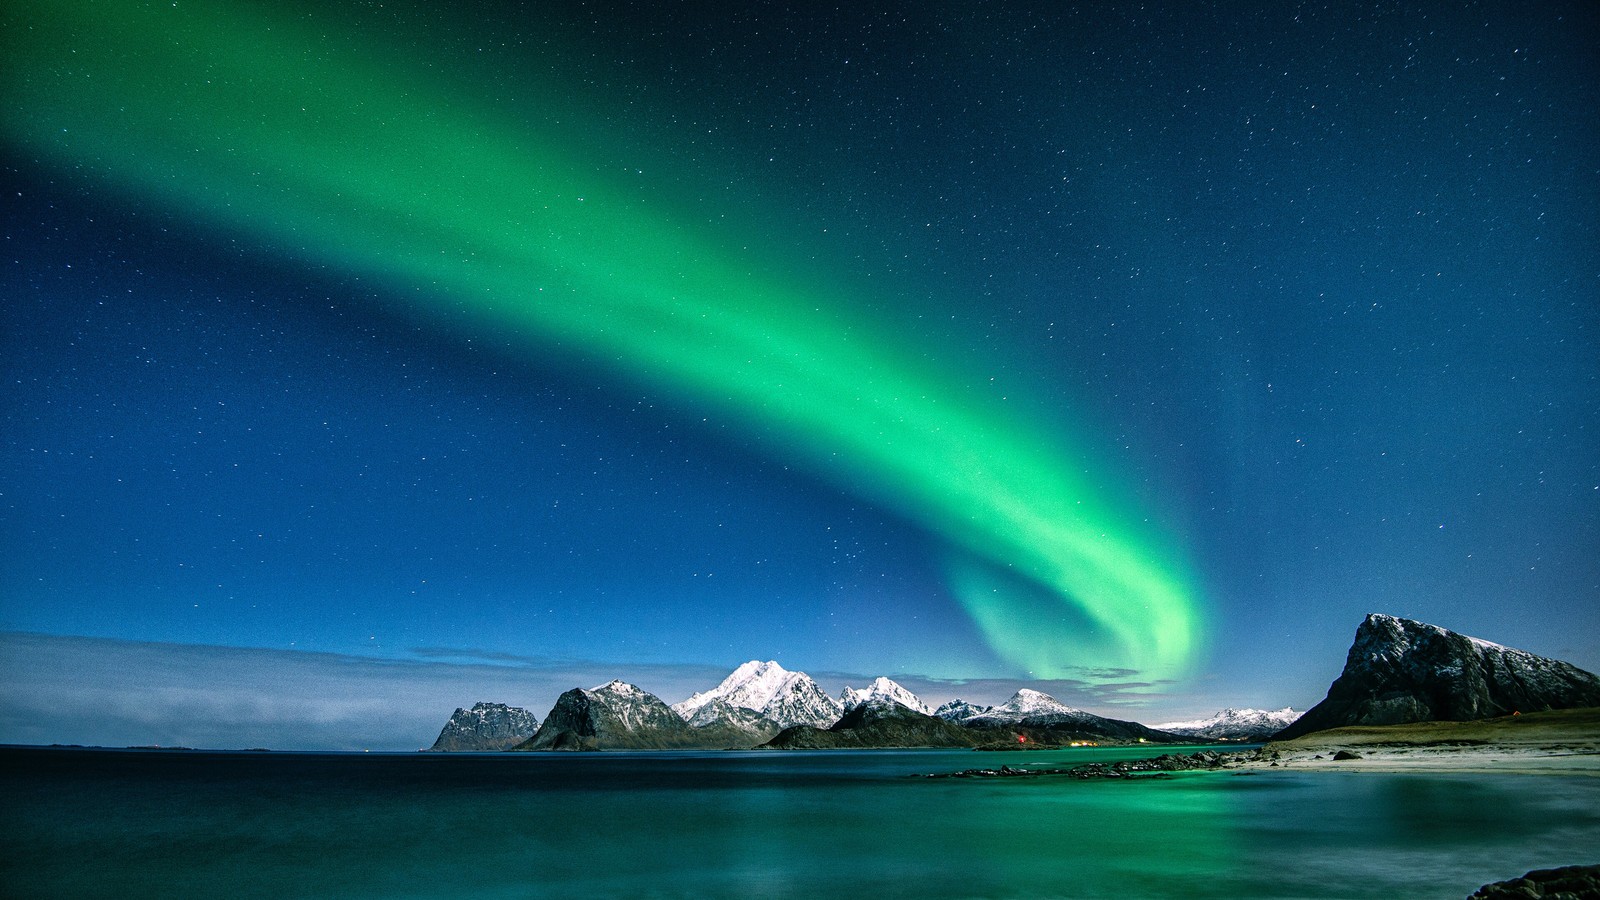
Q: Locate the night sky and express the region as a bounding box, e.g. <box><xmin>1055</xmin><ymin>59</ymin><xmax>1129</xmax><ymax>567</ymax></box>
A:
<box><xmin>3</xmin><ymin>0</ymin><xmax>1597</xmax><ymax>749</ymax></box>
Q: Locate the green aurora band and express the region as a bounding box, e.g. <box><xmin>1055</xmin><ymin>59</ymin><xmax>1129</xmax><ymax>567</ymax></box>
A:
<box><xmin>4</xmin><ymin>0</ymin><xmax>1203</xmax><ymax>682</ymax></box>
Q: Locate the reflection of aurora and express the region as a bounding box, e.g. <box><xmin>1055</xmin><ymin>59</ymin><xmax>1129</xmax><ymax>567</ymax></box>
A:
<box><xmin>5</xmin><ymin>0</ymin><xmax>1201</xmax><ymax>681</ymax></box>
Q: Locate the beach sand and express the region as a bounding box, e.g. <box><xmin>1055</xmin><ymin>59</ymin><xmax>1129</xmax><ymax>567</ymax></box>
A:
<box><xmin>1241</xmin><ymin>707</ymin><xmax>1600</xmax><ymax>775</ymax></box>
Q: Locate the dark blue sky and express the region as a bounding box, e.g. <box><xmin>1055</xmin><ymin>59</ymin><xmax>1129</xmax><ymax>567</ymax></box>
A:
<box><xmin>3</xmin><ymin>0</ymin><xmax>1596</xmax><ymax>746</ymax></box>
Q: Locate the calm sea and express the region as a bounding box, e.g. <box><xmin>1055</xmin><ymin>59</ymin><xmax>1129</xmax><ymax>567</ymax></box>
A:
<box><xmin>2</xmin><ymin>745</ymin><xmax>1596</xmax><ymax>899</ymax></box>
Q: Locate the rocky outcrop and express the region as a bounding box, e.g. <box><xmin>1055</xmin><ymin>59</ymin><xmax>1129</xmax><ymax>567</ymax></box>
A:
<box><xmin>760</xmin><ymin>698</ymin><xmax>979</xmax><ymax>749</ymax></box>
<box><xmin>927</xmin><ymin>749</ymin><xmax>1238</xmax><ymax>780</ymax></box>
<box><xmin>1276</xmin><ymin>614</ymin><xmax>1600</xmax><ymax>740</ymax></box>
<box><xmin>1468</xmin><ymin>864</ymin><xmax>1600</xmax><ymax>899</ymax></box>
<box><xmin>516</xmin><ymin>681</ymin><xmax>702</xmax><ymax>751</ymax></box>
<box><xmin>426</xmin><ymin>702</ymin><xmax>538</xmax><ymax>751</ymax></box>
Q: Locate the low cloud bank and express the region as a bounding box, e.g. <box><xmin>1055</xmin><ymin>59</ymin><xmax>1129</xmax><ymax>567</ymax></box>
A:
<box><xmin>0</xmin><ymin>632</ymin><xmax>729</xmax><ymax>751</ymax></box>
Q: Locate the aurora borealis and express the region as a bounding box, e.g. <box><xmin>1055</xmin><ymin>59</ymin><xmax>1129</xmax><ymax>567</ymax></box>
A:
<box><xmin>3</xmin><ymin>0</ymin><xmax>1596</xmax><ymax>747</ymax></box>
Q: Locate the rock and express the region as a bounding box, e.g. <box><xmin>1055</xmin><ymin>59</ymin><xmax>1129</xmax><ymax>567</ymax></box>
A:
<box><xmin>1275</xmin><ymin>614</ymin><xmax>1600</xmax><ymax>740</ymax></box>
<box><xmin>517</xmin><ymin>680</ymin><xmax>703</xmax><ymax>751</ymax></box>
<box><xmin>925</xmin><ymin>749</ymin><xmax>1239</xmax><ymax>780</ymax></box>
<box><xmin>1468</xmin><ymin>864</ymin><xmax>1600</xmax><ymax>898</ymax></box>
<box><xmin>426</xmin><ymin>702</ymin><xmax>538</xmax><ymax>751</ymax></box>
<box><xmin>1331</xmin><ymin>750</ymin><xmax>1362</xmax><ymax>761</ymax></box>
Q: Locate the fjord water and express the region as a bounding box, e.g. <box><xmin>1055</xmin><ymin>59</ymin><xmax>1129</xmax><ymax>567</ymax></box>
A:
<box><xmin>3</xmin><ymin>746</ymin><xmax>1596</xmax><ymax>899</ymax></box>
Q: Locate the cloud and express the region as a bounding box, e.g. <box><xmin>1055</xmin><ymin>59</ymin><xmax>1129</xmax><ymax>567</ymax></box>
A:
<box><xmin>0</xmin><ymin>632</ymin><xmax>729</xmax><ymax>751</ymax></box>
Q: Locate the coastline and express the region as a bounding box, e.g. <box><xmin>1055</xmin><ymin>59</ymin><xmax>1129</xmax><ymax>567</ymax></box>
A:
<box><xmin>928</xmin><ymin>708</ymin><xmax>1600</xmax><ymax>779</ymax></box>
<box><xmin>1241</xmin><ymin>708</ymin><xmax>1600</xmax><ymax>776</ymax></box>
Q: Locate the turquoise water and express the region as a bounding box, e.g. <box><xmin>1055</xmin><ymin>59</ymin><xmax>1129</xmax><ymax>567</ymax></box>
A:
<box><xmin>2</xmin><ymin>745</ymin><xmax>1596</xmax><ymax>898</ymax></box>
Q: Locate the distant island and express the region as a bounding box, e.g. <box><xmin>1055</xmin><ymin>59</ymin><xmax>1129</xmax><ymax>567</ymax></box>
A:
<box><xmin>427</xmin><ymin>613</ymin><xmax>1600</xmax><ymax>761</ymax></box>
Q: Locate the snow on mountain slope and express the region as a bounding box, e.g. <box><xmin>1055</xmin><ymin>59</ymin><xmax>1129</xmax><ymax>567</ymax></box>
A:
<box><xmin>673</xmin><ymin>660</ymin><xmax>842</xmax><ymax>728</ymax></box>
<box><xmin>1155</xmin><ymin>707</ymin><xmax>1301</xmax><ymax>740</ymax></box>
<box><xmin>932</xmin><ymin>699</ymin><xmax>991</xmax><ymax>723</ymax></box>
<box><xmin>963</xmin><ymin>689</ymin><xmax>1087</xmax><ymax>726</ymax></box>
<box><xmin>839</xmin><ymin>677</ymin><xmax>929</xmax><ymax>714</ymax></box>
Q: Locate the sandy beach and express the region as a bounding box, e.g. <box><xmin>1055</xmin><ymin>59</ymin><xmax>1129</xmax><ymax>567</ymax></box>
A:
<box><xmin>1239</xmin><ymin>707</ymin><xmax>1600</xmax><ymax>776</ymax></box>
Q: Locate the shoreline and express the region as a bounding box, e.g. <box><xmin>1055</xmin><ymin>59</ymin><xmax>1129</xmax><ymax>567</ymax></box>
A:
<box><xmin>928</xmin><ymin>708</ymin><xmax>1600</xmax><ymax>779</ymax></box>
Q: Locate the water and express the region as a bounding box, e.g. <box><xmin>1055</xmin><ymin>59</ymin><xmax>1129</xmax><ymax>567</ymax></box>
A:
<box><xmin>3</xmin><ymin>745</ymin><xmax>1596</xmax><ymax>898</ymax></box>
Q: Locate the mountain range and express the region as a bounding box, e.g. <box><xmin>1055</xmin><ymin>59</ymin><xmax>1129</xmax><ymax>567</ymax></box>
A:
<box><xmin>1154</xmin><ymin>707</ymin><xmax>1302</xmax><ymax>742</ymax></box>
<box><xmin>426</xmin><ymin>614</ymin><xmax>1600</xmax><ymax>751</ymax></box>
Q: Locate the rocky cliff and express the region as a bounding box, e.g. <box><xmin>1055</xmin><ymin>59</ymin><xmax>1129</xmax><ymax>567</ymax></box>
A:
<box><xmin>426</xmin><ymin>702</ymin><xmax>539</xmax><ymax>751</ymax></box>
<box><xmin>1275</xmin><ymin>613</ymin><xmax>1600</xmax><ymax>740</ymax></box>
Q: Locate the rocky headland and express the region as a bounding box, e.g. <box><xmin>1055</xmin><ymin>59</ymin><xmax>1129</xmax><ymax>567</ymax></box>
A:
<box><xmin>427</xmin><ymin>702</ymin><xmax>538</xmax><ymax>751</ymax></box>
<box><xmin>1275</xmin><ymin>614</ymin><xmax>1600</xmax><ymax>740</ymax></box>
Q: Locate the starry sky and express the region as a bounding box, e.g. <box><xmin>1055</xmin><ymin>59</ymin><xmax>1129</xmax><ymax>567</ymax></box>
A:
<box><xmin>3</xmin><ymin>0</ymin><xmax>1597</xmax><ymax>749</ymax></box>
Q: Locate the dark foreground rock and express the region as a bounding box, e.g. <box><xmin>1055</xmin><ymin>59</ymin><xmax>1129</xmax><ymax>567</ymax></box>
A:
<box><xmin>1277</xmin><ymin>614</ymin><xmax>1600</xmax><ymax>741</ymax></box>
<box><xmin>1468</xmin><ymin>864</ymin><xmax>1600</xmax><ymax>899</ymax></box>
<box><xmin>926</xmin><ymin>749</ymin><xmax>1239</xmax><ymax>780</ymax></box>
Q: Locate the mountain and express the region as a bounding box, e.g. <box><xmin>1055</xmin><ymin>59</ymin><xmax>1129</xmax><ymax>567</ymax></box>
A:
<box><xmin>962</xmin><ymin>689</ymin><xmax>1089</xmax><ymax>726</ymax></box>
<box><xmin>932</xmin><ymin>699</ymin><xmax>991</xmax><ymax>722</ymax></box>
<box><xmin>839</xmin><ymin>677</ymin><xmax>929</xmax><ymax>714</ymax></box>
<box><xmin>965</xmin><ymin>689</ymin><xmax>1189</xmax><ymax>744</ymax></box>
<box><xmin>679</xmin><ymin>698</ymin><xmax>783</xmax><ymax>746</ymax></box>
<box><xmin>1155</xmin><ymin>708</ymin><xmax>1301</xmax><ymax>742</ymax></box>
<box><xmin>426</xmin><ymin>702</ymin><xmax>539</xmax><ymax>751</ymax></box>
<box><xmin>672</xmin><ymin>660</ymin><xmax>842</xmax><ymax>729</ymax></box>
<box><xmin>517</xmin><ymin>681</ymin><xmax>701</xmax><ymax>751</ymax></box>
<box><xmin>1275</xmin><ymin>613</ymin><xmax>1600</xmax><ymax>740</ymax></box>
<box><xmin>760</xmin><ymin>698</ymin><xmax>978</xmax><ymax>749</ymax></box>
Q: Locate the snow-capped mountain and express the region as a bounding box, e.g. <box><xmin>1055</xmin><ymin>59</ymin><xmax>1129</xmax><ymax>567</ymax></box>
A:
<box><xmin>932</xmin><ymin>699</ymin><xmax>992</xmax><ymax>723</ymax></box>
<box><xmin>673</xmin><ymin>660</ymin><xmax>843</xmax><ymax>729</ymax></box>
<box><xmin>1276</xmin><ymin>613</ymin><xmax>1600</xmax><ymax>740</ymax></box>
<box><xmin>427</xmin><ymin>702</ymin><xmax>539</xmax><ymax>751</ymax></box>
<box><xmin>961</xmin><ymin>689</ymin><xmax>1186</xmax><ymax>743</ymax></box>
<box><xmin>839</xmin><ymin>677</ymin><xmax>929</xmax><ymax>714</ymax></box>
<box><xmin>963</xmin><ymin>689</ymin><xmax>1087</xmax><ymax>727</ymax></box>
<box><xmin>1155</xmin><ymin>708</ymin><xmax>1301</xmax><ymax>742</ymax></box>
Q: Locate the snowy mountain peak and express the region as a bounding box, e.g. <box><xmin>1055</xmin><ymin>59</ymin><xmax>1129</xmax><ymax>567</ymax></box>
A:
<box><xmin>963</xmin><ymin>689</ymin><xmax>1087</xmax><ymax>726</ymax></box>
<box><xmin>840</xmin><ymin>677</ymin><xmax>929</xmax><ymax>714</ymax></box>
<box><xmin>1007</xmin><ymin>689</ymin><xmax>1081</xmax><ymax>716</ymax></box>
<box><xmin>592</xmin><ymin>679</ymin><xmax>645</xmax><ymax>696</ymax></box>
<box><xmin>673</xmin><ymin>660</ymin><xmax>842</xmax><ymax>729</ymax></box>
